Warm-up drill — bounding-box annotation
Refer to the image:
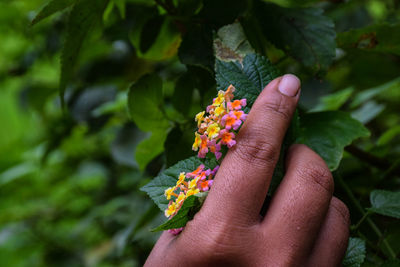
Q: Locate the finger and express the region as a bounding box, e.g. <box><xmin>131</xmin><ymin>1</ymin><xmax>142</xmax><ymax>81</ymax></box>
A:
<box><xmin>261</xmin><ymin>144</ymin><xmax>334</xmax><ymax>260</ymax></box>
<box><xmin>203</xmin><ymin>74</ymin><xmax>301</xmax><ymax>223</ymax></box>
<box><xmin>307</xmin><ymin>197</ymin><xmax>350</xmax><ymax>267</ymax></box>
<box><xmin>145</xmin><ymin>232</ymin><xmax>176</xmax><ymax>266</ymax></box>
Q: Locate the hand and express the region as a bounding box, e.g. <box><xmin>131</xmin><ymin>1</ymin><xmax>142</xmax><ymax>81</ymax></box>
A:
<box><xmin>145</xmin><ymin>74</ymin><xmax>350</xmax><ymax>267</ymax></box>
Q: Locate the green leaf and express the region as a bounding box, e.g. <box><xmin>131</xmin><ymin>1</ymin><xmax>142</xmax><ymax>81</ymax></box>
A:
<box><xmin>151</xmin><ymin>192</ymin><xmax>207</xmax><ymax>232</ymax></box>
<box><xmin>215</xmin><ymin>53</ymin><xmax>280</xmax><ymax>109</ymax></box>
<box><xmin>342</xmin><ymin>237</ymin><xmax>366</xmax><ymax>267</ymax></box>
<box><xmin>128</xmin><ymin>74</ymin><xmax>171</xmax><ymax>170</ymax></box>
<box><xmin>377</xmin><ymin>125</ymin><xmax>400</xmax><ymax>146</ymax></box>
<box><xmin>139</xmin><ymin>15</ymin><xmax>164</xmax><ymax>54</ymax></box>
<box><xmin>141</xmin><ymin>156</ymin><xmax>218</xmax><ymax>211</ymax></box>
<box><xmin>172</xmin><ymin>72</ymin><xmax>195</xmax><ymax>116</ymax></box>
<box><xmin>381</xmin><ymin>259</ymin><xmax>400</xmax><ymax>267</ymax></box>
<box><xmin>175</xmin><ymin>0</ymin><xmax>203</xmax><ymax>16</ymax></box>
<box><xmin>297</xmin><ymin>111</ymin><xmax>370</xmax><ymax>170</ymax></box>
<box><xmin>113</xmin><ymin>0</ymin><xmax>125</xmax><ymax>19</ymax></box>
<box><xmin>131</xmin><ymin>17</ymin><xmax>181</xmax><ymax>61</ymax></box>
<box><xmin>256</xmin><ymin>2</ymin><xmax>336</xmax><ymax>72</ymax></box>
<box><xmin>350</xmin><ymin>77</ymin><xmax>400</xmax><ymax>108</ymax></box>
<box><xmin>369</xmin><ymin>190</ymin><xmax>400</xmax><ymax>219</ymax></box>
<box><xmin>165</xmin><ymin>126</ymin><xmax>195</xmax><ymax>167</ymax></box>
<box><xmin>31</xmin><ymin>0</ymin><xmax>77</xmax><ymax>25</ymax></box>
<box><xmin>214</xmin><ymin>22</ymin><xmax>255</xmax><ymax>62</ymax></box>
<box><xmin>351</xmin><ymin>101</ymin><xmax>385</xmax><ymax>124</ymax></box>
<box><xmin>311</xmin><ymin>87</ymin><xmax>354</xmax><ymax>112</ymax></box>
<box><xmin>60</xmin><ymin>0</ymin><xmax>109</xmax><ymax>106</ymax></box>
<box><xmin>337</xmin><ymin>24</ymin><xmax>400</xmax><ymax>56</ymax></box>
<box><xmin>127</xmin><ymin>74</ymin><xmax>170</xmax><ymax>132</ymax></box>
<box><xmin>135</xmin><ymin>130</ymin><xmax>168</xmax><ymax>171</ymax></box>
<box><xmin>178</xmin><ymin>24</ymin><xmax>214</xmax><ymax>70</ymax></box>
<box><xmin>199</xmin><ymin>0</ymin><xmax>248</xmax><ymax>28</ymax></box>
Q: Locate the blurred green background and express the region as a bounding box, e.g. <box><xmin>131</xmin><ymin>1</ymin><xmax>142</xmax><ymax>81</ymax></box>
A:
<box><xmin>0</xmin><ymin>0</ymin><xmax>399</xmax><ymax>266</ymax></box>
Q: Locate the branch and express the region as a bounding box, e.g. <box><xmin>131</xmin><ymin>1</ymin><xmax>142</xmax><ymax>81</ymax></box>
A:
<box><xmin>345</xmin><ymin>145</ymin><xmax>400</xmax><ymax>177</ymax></box>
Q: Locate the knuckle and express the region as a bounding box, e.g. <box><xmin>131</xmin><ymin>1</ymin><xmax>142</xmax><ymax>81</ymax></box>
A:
<box><xmin>298</xmin><ymin>162</ymin><xmax>334</xmax><ymax>194</ymax></box>
<box><xmin>193</xmin><ymin>219</ymin><xmax>251</xmax><ymax>258</ymax></box>
<box><xmin>234</xmin><ymin>132</ymin><xmax>279</xmax><ymax>167</ymax></box>
<box><xmin>331</xmin><ymin>197</ymin><xmax>351</xmax><ymax>226</ymax></box>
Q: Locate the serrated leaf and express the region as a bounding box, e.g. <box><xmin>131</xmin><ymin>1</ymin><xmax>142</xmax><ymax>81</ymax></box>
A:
<box><xmin>151</xmin><ymin>192</ymin><xmax>207</xmax><ymax>232</ymax></box>
<box><xmin>256</xmin><ymin>2</ymin><xmax>336</xmax><ymax>72</ymax></box>
<box><xmin>141</xmin><ymin>156</ymin><xmax>218</xmax><ymax>211</ymax></box>
<box><xmin>127</xmin><ymin>74</ymin><xmax>170</xmax><ymax>132</ymax></box>
<box><xmin>369</xmin><ymin>190</ymin><xmax>400</xmax><ymax>219</ymax></box>
<box><xmin>342</xmin><ymin>237</ymin><xmax>366</xmax><ymax>267</ymax></box>
<box><xmin>215</xmin><ymin>53</ymin><xmax>280</xmax><ymax>109</ymax></box>
<box><xmin>32</xmin><ymin>0</ymin><xmax>77</xmax><ymax>25</ymax></box>
<box><xmin>60</xmin><ymin>0</ymin><xmax>109</xmax><ymax>106</ymax></box>
<box><xmin>297</xmin><ymin>111</ymin><xmax>370</xmax><ymax>170</ymax></box>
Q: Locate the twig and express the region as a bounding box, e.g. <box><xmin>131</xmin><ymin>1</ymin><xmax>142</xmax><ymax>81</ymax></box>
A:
<box><xmin>345</xmin><ymin>145</ymin><xmax>400</xmax><ymax>177</ymax></box>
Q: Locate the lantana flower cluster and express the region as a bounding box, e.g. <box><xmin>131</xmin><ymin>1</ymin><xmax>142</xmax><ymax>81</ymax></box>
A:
<box><xmin>164</xmin><ymin>164</ymin><xmax>219</xmax><ymax>234</ymax></box>
<box><xmin>163</xmin><ymin>85</ymin><xmax>247</xmax><ymax>235</ymax></box>
<box><xmin>192</xmin><ymin>85</ymin><xmax>248</xmax><ymax>160</ymax></box>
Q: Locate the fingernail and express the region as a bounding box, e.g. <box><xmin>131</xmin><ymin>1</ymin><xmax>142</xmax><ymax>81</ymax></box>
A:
<box><xmin>278</xmin><ymin>74</ymin><xmax>300</xmax><ymax>97</ymax></box>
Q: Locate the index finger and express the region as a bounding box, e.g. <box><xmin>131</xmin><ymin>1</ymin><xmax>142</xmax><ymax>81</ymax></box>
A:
<box><xmin>201</xmin><ymin>74</ymin><xmax>301</xmax><ymax>223</ymax></box>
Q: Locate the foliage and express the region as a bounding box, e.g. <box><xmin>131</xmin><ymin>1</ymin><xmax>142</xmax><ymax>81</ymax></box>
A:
<box><xmin>1</xmin><ymin>0</ymin><xmax>400</xmax><ymax>266</ymax></box>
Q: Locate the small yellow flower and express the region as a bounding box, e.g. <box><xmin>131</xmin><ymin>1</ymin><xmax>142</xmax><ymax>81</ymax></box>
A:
<box><xmin>195</xmin><ymin>111</ymin><xmax>205</xmax><ymax>127</ymax></box>
<box><xmin>176</xmin><ymin>172</ymin><xmax>186</xmax><ymax>187</ymax></box>
<box><xmin>214</xmin><ymin>105</ymin><xmax>226</xmax><ymax>117</ymax></box>
<box><xmin>165</xmin><ymin>202</ymin><xmax>178</xmax><ymax>217</ymax></box>
<box><xmin>207</xmin><ymin>123</ymin><xmax>220</xmax><ymax>139</ymax></box>
<box><xmin>187</xmin><ymin>188</ymin><xmax>200</xmax><ymax>196</ymax></box>
<box><xmin>192</xmin><ymin>132</ymin><xmax>202</xmax><ymax>151</ymax></box>
<box><xmin>213</xmin><ymin>91</ymin><xmax>225</xmax><ymax>107</ymax></box>
<box><xmin>164</xmin><ymin>187</ymin><xmax>177</xmax><ymax>200</ymax></box>
<box><xmin>189</xmin><ymin>177</ymin><xmax>199</xmax><ymax>189</ymax></box>
<box><xmin>176</xmin><ymin>192</ymin><xmax>186</xmax><ymax>204</ymax></box>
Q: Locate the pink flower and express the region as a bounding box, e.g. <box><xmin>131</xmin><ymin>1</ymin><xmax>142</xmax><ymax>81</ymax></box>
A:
<box><xmin>197</xmin><ymin>135</ymin><xmax>209</xmax><ymax>158</ymax></box>
<box><xmin>186</xmin><ymin>164</ymin><xmax>205</xmax><ymax>178</ymax></box>
<box><xmin>219</xmin><ymin>129</ymin><xmax>236</xmax><ymax>148</ymax></box>
<box><xmin>208</xmin><ymin>140</ymin><xmax>222</xmax><ymax>160</ymax></box>
<box><xmin>211</xmin><ymin>165</ymin><xmax>219</xmax><ymax>176</ymax></box>
<box><xmin>232</xmin><ymin>110</ymin><xmax>247</xmax><ymax>122</ymax></box>
<box><xmin>221</xmin><ymin>111</ymin><xmax>242</xmax><ymax>130</ymax></box>
<box><xmin>198</xmin><ymin>179</ymin><xmax>212</xmax><ymax>191</ymax></box>
<box><xmin>228</xmin><ymin>99</ymin><xmax>247</xmax><ymax>110</ymax></box>
<box><xmin>168</xmin><ymin>227</ymin><xmax>184</xmax><ymax>235</ymax></box>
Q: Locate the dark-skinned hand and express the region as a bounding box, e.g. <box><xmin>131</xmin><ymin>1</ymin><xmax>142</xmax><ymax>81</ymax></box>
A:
<box><xmin>145</xmin><ymin>74</ymin><xmax>350</xmax><ymax>267</ymax></box>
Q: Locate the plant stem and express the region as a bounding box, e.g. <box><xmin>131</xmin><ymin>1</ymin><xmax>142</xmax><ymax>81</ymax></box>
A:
<box><xmin>351</xmin><ymin>210</ymin><xmax>372</xmax><ymax>231</ymax></box>
<box><xmin>345</xmin><ymin>145</ymin><xmax>400</xmax><ymax>177</ymax></box>
<box><xmin>337</xmin><ymin>175</ymin><xmax>397</xmax><ymax>259</ymax></box>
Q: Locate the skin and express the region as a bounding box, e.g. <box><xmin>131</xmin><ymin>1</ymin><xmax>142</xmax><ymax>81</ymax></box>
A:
<box><xmin>145</xmin><ymin>75</ymin><xmax>350</xmax><ymax>267</ymax></box>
